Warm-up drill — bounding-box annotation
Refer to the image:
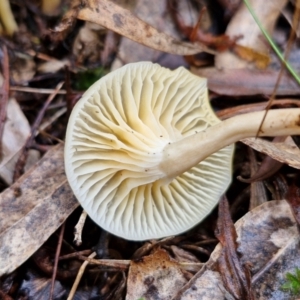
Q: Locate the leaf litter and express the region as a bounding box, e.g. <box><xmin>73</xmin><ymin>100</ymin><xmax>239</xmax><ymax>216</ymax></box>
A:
<box><xmin>0</xmin><ymin>0</ymin><xmax>300</xmax><ymax>299</ymax></box>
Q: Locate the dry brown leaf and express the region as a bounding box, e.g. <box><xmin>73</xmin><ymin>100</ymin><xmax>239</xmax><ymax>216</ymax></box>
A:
<box><xmin>72</xmin><ymin>22</ymin><xmax>105</xmax><ymax>65</ymax></box>
<box><xmin>175</xmin><ymin>200</ymin><xmax>299</xmax><ymax>300</ymax></box>
<box><xmin>170</xmin><ymin>245</ymin><xmax>200</xmax><ymax>264</ymax></box>
<box><xmin>37</xmin><ymin>59</ymin><xmax>70</xmax><ymax>74</ymax></box>
<box><xmin>215</xmin><ymin>196</ymin><xmax>252</xmax><ymax>299</ymax></box>
<box><xmin>215</xmin><ymin>0</ymin><xmax>288</xmax><ymax>69</ymax></box>
<box><xmin>111</xmin><ymin>0</ymin><xmax>189</xmax><ymax>70</ymax></box>
<box><xmin>11</xmin><ymin>54</ymin><xmax>36</xmax><ymax>83</ymax></box>
<box><xmin>77</xmin><ymin>0</ymin><xmax>207</xmax><ymax>56</ymax></box>
<box><xmin>232</xmin><ymin>44</ymin><xmax>270</xmax><ymax>69</ymax></box>
<box><xmin>0</xmin><ymin>98</ymin><xmax>40</xmax><ymax>185</ymax></box>
<box><xmin>126</xmin><ymin>248</ymin><xmax>187</xmax><ymax>300</ymax></box>
<box><xmin>242</xmin><ymin>136</ymin><xmax>300</xmax><ymax>169</ymax></box>
<box><xmin>0</xmin><ymin>143</ymin><xmax>79</xmax><ymax>276</ymax></box>
<box><xmin>193</xmin><ymin>67</ymin><xmax>300</xmax><ymax>96</ymax></box>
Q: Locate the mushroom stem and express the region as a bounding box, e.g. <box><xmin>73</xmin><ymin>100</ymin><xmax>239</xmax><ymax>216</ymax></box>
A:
<box><xmin>159</xmin><ymin>108</ymin><xmax>300</xmax><ymax>180</ymax></box>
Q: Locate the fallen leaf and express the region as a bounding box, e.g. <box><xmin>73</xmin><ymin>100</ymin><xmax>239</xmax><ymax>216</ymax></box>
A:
<box><xmin>111</xmin><ymin>0</ymin><xmax>189</xmax><ymax>70</ymax></box>
<box><xmin>238</xmin><ymin>136</ymin><xmax>286</xmax><ymax>183</ymax></box>
<box><xmin>11</xmin><ymin>54</ymin><xmax>36</xmax><ymax>83</ymax></box>
<box><xmin>0</xmin><ymin>143</ymin><xmax>79</xmax><ymax>276</ymax></box>
<box><xmin>242</xmin><ymin>136</ymin><xmax>300</xmax><ymax>169</ymax></box>
<box><xmin>193</xmin><ymin>67</ymin><xmax>300</xmax><ymax>96</ymax></box>
<box><xmin>76</xmin><ymin>0</ymin><xmax>208</xmax><ymax>56</ymax></box>
<box><xmin>37</xmin><ymin>58</ymin><xmax>70</xmax><ymax>74</ymax></box>
<box><xmin>72</xmin><ymin>22</ymin><xmax>105</xmax><ymax>65</ymax></box>
<box><xmin>285</xmin><ymin>181</ymin><xmax>300</xmax><ymax>225</ymax></box>
<box><xmin>232</xmin><ymin>44</ymin><xmax>270</xmax><ymax>69</ymax></box>
<box><xmin>215</xmin><ymin>196</ymin><xmax>252</xmax><ymax>299</ymax></box>
<box><xmin>0</xmin><ymin>98</ymin><xmax>39</xmax><ymax>185</ymax></box>
<box><xmin>175</xmin><ymin>200</ymin><xmax>300</xmax><ymax>300</ymax></box>
<box><xmin>126</xmin><ymin>248</ymin><xmax>187</xmax><ymax>300</ymax></box>
<box><xmin>243</xmin><ymin>148</ymin><xmax>268</xmax><ymax>210</ymax></box>
<box><xmin>215</xmin><ymin>0</ymin><xmax>288</xmax><ymax>69</ymax></box>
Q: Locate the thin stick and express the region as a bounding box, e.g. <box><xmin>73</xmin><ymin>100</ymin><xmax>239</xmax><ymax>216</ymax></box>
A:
<box><xmin>67</xmin><ymin>251</ymin><xmax>97</xmax><ymax>300</ymax></box>
<box><xmin>76</xmin><ymin>256</ymin><xmax>203</xmax><ymax>272</ymax></box>
<box><xmin>73</xmin><ymin>210</ymin><xmax>87</xmax><ymax>246</ymax></box>
<box><xmin>49</xmin><ymin>223</ymin><xmax>65</xmax><ymax>300</ymax></box>
<box><xmin>13</xmin><ymin>81</ymin><xmax>64</xmax><ymax>181</ymax></box>
<box><xmin>254</xmin><ymin>3</ymin><xmax>300</xmax><ymax>138</ymax></box>
<box><xmin>10</xmin><ymin>86</ymin><xmax>66</xmax><ymax>94</ymax></box>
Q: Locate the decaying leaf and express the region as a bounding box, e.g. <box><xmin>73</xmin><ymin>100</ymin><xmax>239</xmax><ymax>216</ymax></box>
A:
<box><xmin>0</xmin><ymin>143</ymin><xmax>79</xmax><ymax>276</ymax></box>
<box><xmin>215</xmin><ymin>0</ymin><xmax>288</xmax><ymax>69</ymax></box>
<box><xmin>242</xmin><ymin>136</ymin><xmax>300</xmax><ymax>169</ymax></box>
<box><xmin>111</xmin><ymin>0</ymin><xmax>188</xmax><ymax>70</ymax></box>
<box><xmin>192</xmin><ymin>67</ymin><xmax>300</xmax><ymax>96</ymax></box>
<box><xmin>76</xmin><ymin>0</ymin><xmax>208</xmax><ymax>56</ymax></box>
<box><xmin>232</xmin><ymin>44</ymin><xmax>270</xmax><ymax>69</ymax></box>
<box><xmin>126</xmin><ymin>248</ymin><xmax>187</xmax><ymax>300</ymax></box>
<box><xmin>238</xmin><ymin>136</ymin><xmax>287</xmax><ymax>183</ymax></box>
<box><xmin>285</xmin><ymin>181</ymin><xmax>300</xmax><ymax>225</ymax></box>
<box><xmin>215</xmin><ymin>196</ymin><xmax>252</xmax><ymax>299</ymax></box>
<box><xmin>0</xmin><ymin>98</ymin><xmax>39</xmax><ymax>185</ymax></box>
<box><xmin>72</xmin><ymin>22</ymin><xmax>106</xmax><ymax>65</ymax></box>
<box><xmin>175</xmin><ymin>200</ymin><xmax>300</xmax><ymax>300</ymax></box>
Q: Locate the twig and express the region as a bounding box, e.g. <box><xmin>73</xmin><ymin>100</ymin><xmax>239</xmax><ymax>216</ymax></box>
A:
<box><xmin>49</xmin><ymin>222</ymin><xmax>66</xmax><ymax>300</ymax></box>
<box><xmin>67</xmin><ymin>251</ymin><xmax>97</xmax><ymax>300</ymax></box>
<box><xmin>13</xmin><ymin>81</ymin><xmax>64</xmax><ymax>181</ymax></box>
<box><xmin>10</xmin><ymin>86</ymin><xmax>66</xmax><ymax>94</ymax></box>
<box><xmin>39</xmin><ymin>107</ymin><xmax>67</xmax><ymax>132</ymax></box>
<box><xmin>0</xmin><ymin>45</ymin><xmax>9</xmax><ymax>160</ymax></box>
<box><xmin>76</xmin><ymin>256</ymin><xmax>203</xmax><ymax>272</ymax></box>
<box><xmin>59</xmin><ymin>249</ymin><xmax>93</xmax><ymax>261</ymax></box>
<box><xmin>73</xmin><ymin>210</ymin><xmax>87</xmax><ymax>246</ymax></box>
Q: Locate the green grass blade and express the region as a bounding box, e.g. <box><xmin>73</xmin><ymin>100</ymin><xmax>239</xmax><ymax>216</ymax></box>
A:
<box><xmin>243</xmin><ymin>0</ymin><xmax>300</xmax><ymax>84</ymax></box>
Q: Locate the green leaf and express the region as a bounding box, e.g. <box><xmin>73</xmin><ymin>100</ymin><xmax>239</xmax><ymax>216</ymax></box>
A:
<box><xmin>75</xmin><ymin>67</ymin><xmax>107</xmax><ymax>90</ymax></box>
<box><xmin>281</xmin><ymin>268</ymin><xmax>300</xmax><ymax>295</ymax></box>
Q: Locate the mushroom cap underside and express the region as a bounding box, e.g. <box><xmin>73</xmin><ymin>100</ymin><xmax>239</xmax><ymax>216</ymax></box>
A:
<box><xmin>65</xmin><ymin>62</ymin><xmax>234</xmax><ymax>240</ymax></box>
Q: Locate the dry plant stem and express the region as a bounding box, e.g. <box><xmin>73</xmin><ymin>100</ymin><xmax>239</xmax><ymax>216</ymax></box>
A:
<box><xmin>59</xmin><ymin>250</ymin><xmax>93</xmax><ymax>261</ymax></box>
<box><xmin>10</xmin><ymin>86</ymin><xmax>66</xmax><ymax>94</ymax></box>
<box><xmin>76</xmin><ymin>256</ymin><xmax>203</xmax><ymax>273</ymax></box>
<box><xmin>78</xmin><ymin>256</ymin><xmax>129</xmax><ymax>271</ymax></box>
<box><xmin>73</xmin><ymin>210</ymin><xmax>87</xmax><ymax>246</ymax></box>
<box><xmin>67</xmin><ymin>251</ymin><xmax>97</xmax><ymax>300</ymax></box>
<box><xmin>0</xmin><ymin>45</ymin><xmax>9</xmax><ymax>160</ymax></box>
<box><xmin>49</xmin><ymin>223</ymin><xmax>65</xmax><ymax>300</ymax></box>
<box><xmin>13</xmin><ymin>81</ymin><xmax>64</xmax><ymax>181</ymax></box>
<box><xmin>160</xmin><ymin>108</ymin><xmax>300</xmax><ymax>180</ymax></box>
<box><xmin>39</xmin><ymin>107</ymin><xmax>67</xmax><ymax>133</ymax></box>
<box><xmin>0</xmin><ymin>0</ymin><xmax>18</xmax><ymax>36</ymax></box>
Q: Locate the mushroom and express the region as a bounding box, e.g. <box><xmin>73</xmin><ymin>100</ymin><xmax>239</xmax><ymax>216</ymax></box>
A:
<box><xmin>65</xmin><ymin>62</ymin><xmax>300</xmax><ymax>241</ymax></box>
